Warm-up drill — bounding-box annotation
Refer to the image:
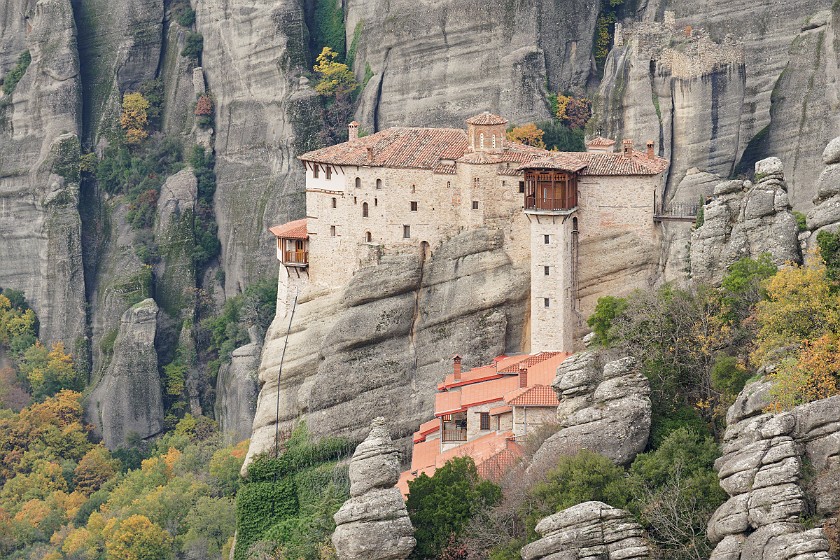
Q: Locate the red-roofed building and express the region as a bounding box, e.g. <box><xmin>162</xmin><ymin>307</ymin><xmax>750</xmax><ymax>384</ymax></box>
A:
<box><xmin>398</xmin><ymin>352</ymin><xmax>569</xmax><ymax>496</ymax></box>
<box><xmin>269</xmin><ymin>111</ymin><xmax>668</xmax><ymax>352</ymax></box>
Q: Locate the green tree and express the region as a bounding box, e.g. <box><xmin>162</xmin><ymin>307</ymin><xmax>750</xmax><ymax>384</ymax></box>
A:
<box><xmin>817</xmin><ymin>229</ymin><xmax>840</xmax><ymax>284</ymax></box>
<box><xmin>407</xmin><ymin>457</ymin><xmax>501</xmax><ymax>559</ymax></box>
<box><xmin>587</xmin><ymin>295</ymin><xmax>628</xmax><ymax>346</ymax></box>
<box><xmin>19</xmin><ymin>341</ymin><xmax>82</xmax><ymax>399</ymax></box>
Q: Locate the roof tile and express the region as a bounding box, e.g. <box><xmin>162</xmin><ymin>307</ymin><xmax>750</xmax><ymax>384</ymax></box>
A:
<box><xmin>505</xmin><ymin>385</ymin><xmax>559</xmax><ymax>407</ymax></box>
<box><xmin>268</xmin><ymin>218</ymin><xmax>308</xmax><ymax>239</ymax></box>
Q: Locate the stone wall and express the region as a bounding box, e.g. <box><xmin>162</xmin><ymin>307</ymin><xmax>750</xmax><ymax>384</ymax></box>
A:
<box><xmin>528</xmin><ymin>214</ymin><xmax>575</xmax><ymax>352</ymax></box>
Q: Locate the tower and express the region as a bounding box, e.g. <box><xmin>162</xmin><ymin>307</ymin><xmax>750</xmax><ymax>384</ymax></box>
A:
<box><xmin>521</xmin><ymin>160</ymin><xmax>583</xmax><ymax>353</ymax></box>
<box><xmin>465</xmin><ymin>112</ymin><xmax>508</xmax><ymax>152</ymax></box>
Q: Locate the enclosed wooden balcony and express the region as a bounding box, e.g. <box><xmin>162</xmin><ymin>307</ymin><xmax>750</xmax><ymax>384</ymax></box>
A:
<box><xmin>524</xmin><ymin>170</ymin><xmax>578</xmax><ymax>212</ymax></box>
<box><xmin>269</xmin><ymin>219</ymin><xmax>309</xmax><ymax>268</ymax></box>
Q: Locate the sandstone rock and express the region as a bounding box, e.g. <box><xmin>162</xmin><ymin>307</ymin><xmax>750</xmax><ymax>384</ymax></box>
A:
<box><xmin>520</xmin><ymin>501</ymin><xmax>650</xmax><ymax>560</ymax></box>
<box><xmin>154</xmin><ymin>169</ymin><xmax>197</xmax><ymax>318</ymax></box>
<box><xmin>332</xmin><ymin>418</ymin><xmax>415</xmax><ymax>560</ymax></box>
<box><xmin>824</xmin><ymin>137</ymin><xmax>840</xmax><ymax>165</ymax></box>
<box><xmin>531</xmin><ymin>352</ymin><xmax>651</xmax><ymax>469</ymax></box>
<box><xmin>215</xmin><ymin>339</ymin><xmax>260</xmax><ymax>445</ymax></box>
<box><xmin>86</xmin><ymin>299</ymin><xmax>164</xmax><ymax>449</ymax></box>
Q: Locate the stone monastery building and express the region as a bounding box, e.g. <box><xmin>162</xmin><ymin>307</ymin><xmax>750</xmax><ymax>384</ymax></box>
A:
<box><xmin>271</xmin><ymin>112</ymin><xmax>668</xmax><ymax>353</ymax></box>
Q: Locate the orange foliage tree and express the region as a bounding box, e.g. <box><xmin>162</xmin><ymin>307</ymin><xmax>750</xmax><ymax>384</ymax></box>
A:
<box><xmin>768</xmin><ymin>334</ymin><xmax>840</xmax><ymax>411</ymax></box>
<box><xmin>555</xmin><ymin>95</ymin><xmax>592</xmax><ymax>129</ymax></box>
<box><xmin>120</xmin><ymin>92</ymin><xmax>151</xmax><ymax>145</ymax></box>
<box><xmin>506</xmin><ymin>123</ymin><xmax>546</xmax><ymax>148</ymax></box>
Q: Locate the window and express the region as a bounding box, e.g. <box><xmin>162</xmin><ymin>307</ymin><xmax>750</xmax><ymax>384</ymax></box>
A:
<box><xmin>411</xmin><ymin>201</ymin><xmax>418</xmax><ymax>211</ymax></box>
<box><xmin>544</xmin><ymin>266</ymin><xmax>550</xmax><ymax>276</ymax></box>
<box><xmin>411</xmin><ymin>185</ymin><xmax>416</xmax><ymax>193</ymax></box>
<box><xmin>519</xmin><ymin>181</ymin><xmax>525</xmax><ymax>193</ymax></box>
<box><xmin>355</xmin><ymin>177</ymin><xmax>361</xmax><ymax>189</ymax></box>
<box><xmin>365</xmin><ymin>231</ymin><xmax>372</xmax><ymax>242</ymax></box>
<box><xmin>325</xmin><ymin>166</ymin><xmax>332</xmax><ymax>180</ymax></box>
<box><xmin>331</xmin><ymin>197</ymin><xmax>337</xmax><ymax>208</ymax></box>
<box><xmin>492</xmin><ymin>135</ymin><xmax>497</xmax><ymax>149</ymax></box>
<box><xmin>472</xmin><ymin>200</ymin><xmax>479</xmax><ymax>210</ymax></box>
<box><xmin>544</xmin><ymin>298</ymin><xmax>550</xmax><ymax>307</ymax></box>
<box><xmin>374</xmin><ymin>198</ymin><xmax>378</xmax><ymax>206</ymax></box>
<box><xmin>362</xmin><ymin>202</ymin><xmax>369</xmax><ymax>217</ymax></box>
<box><xmin>403</xmin><ymin>225</ymin><xmax>410</xmax><ymax>238</ymax></box>
<box><xmin>376</xmin><ymin>179</ymin><xmax>382</xmax><ymax>190</ymax></box>
<box><xmin>544</xmin><ymin>234</ymin><xmax>550</xmax><ymax>244</ymax></box>
<box><xmin>447</xmin><ymin>181</ymin><xmax>451</xmax><ymax>188</ymax></box>
<box><xmin>473</xmin><ymin>177</ymin><xmax>480</xmax><ymax>188</ymax></box>
<box><xmin>480</xmin><ymin>132</ymin><xmax>484</xmax><ymax>149</ymax></box>
<box><xmin>572</xmin><ymin>217</ymin><xmax>579</xmax><ymax>232</ymax></box>
<box><xmin>330</xmin><ymin>226</ymin><xmax>336</xmax><ymax>237</ymax></box>
<box><xmin>313</xmin><ymin>165</ymin><xmax>319</xmax><ymax>178</ymax></box>
<box><xmin>480</xmin><ymin>412</ymin><xmax>490</xmax><ymax>431</ymax></box>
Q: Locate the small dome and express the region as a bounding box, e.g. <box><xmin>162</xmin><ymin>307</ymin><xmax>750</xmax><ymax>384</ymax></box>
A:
<box><xmin>465</xmin><ymin>111</ymin><xmax>508</xmax><ymax>126</ymax></box>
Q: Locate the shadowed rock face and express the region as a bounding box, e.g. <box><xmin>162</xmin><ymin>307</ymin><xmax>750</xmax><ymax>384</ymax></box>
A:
<box><xmin>807</xmin><ymin>135</ymin><xmax>840</xmax><ymax>239</ymax></box>
<box><xmin>521</xmin><ymin>501</ymin><xmax>651</xmax><ymax>560</ymax></box>
<box><xmin>531</xmin><ymin>351</ymin><xmax>651</xmax><ymax>471</ymax></box>
<box><xmin>86</xmin><ymin>299</ymin><xmax>164</xmax><ymax>449</ymax></box>
<box><xmin>707</xmin><ymin>381</ymin><xmax>840</xmax><ymax>559</ymax></box>
<box><xmin>691</xmin><ymin>157</ymin><xmax>801</xmax><ymax>285</ymax></box>
<box><xmin>246</xmin><ymin>228</ymin><xmax>528</xmax><ymax>464</ymax></box>
<box><xmin>215</xmin><ymin>337</ymin><xmax>260</xmax><ymax>445</ymax></box>
<box><xmin>332</xmin><ymin>417</ymin><xmax>415</xmax><ymax>560</ymax></box>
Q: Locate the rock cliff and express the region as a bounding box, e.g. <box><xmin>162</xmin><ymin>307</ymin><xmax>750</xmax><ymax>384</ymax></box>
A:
<box><xmin>691</xmin><ymin>157</ymin><xmax>801</xmax><ymax>285</ymax></box>
<box><xmin>807</xmin><ymin>136</ymin><xmax>840</xmax><ymax>236</ymax></box>
<box><xmin>247</xmin><ymin>228</ymin><xmax>528</xmax><ymax>463</ymax></box>
<box><xmin>86</xmin><ymin>298</ymin><xmax>165</xmax><ymax>449</ymax></box>
<box><xmin>215</xmin><ymin>328</ymin><xmax>261</xmax><ymax>445</ymax></box>
<box><xmin>707</xmin><ymin>381</ymin><xmax>840</xmax><ymax>559</ymax></box>
<box><xmin>531</xmin><ymin>351</ymin><xmax>651</xmax><ymax>470</ymax></box>
<box><xmin>332</xmin><ymin>417</ymin><xmax>415</xmax><ymax>560</ymax></box>
<box><xmin>520</xmin><ymin>501</ymin><xmax>651</xmax><ymax>560</ymax></box>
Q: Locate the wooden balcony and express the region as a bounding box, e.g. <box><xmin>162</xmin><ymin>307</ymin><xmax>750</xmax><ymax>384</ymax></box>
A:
<box><xmin>282</xmin><ymin>249</ymin><xmax>309</xmax><ymax>267</ymax></box>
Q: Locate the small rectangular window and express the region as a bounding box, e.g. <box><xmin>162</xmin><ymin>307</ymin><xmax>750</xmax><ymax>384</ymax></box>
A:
<box><xmin>544</xmin><ymin>234</ymin><xmax>550</xmax><ymax>244</ymax></box>
<box><xmin>410</xmin><ymin>201</ymin><xmax>418</xmax><ymax>211</ymax></box>
<box><xmin>472</xmin><ymin>200</ymin><xmax>479</xmax><ymax>210</ymax></box>
<box><xmin>403</xmin><ymin>225</ymin><xmax>410</xmax><ymax>238</ymax></box>
<box><xmin>330</xmin><ymin>226</ymin><xmax>336</xmax><ymax>237</ymax></box>
<box><xmin>313</xmin><ymin>165</ymin><xmax>319</xmax><ymax>178</ymax></box>
<box><xmin>519</xmin><ymin>181</ymin><xmax>525</xmax><ymax>193</ymax></box>
<box><xmin>331</xmin><ymin>197</ymin><xmax>337</xmax><ymax>208</ymax></box>
<box><xmin>544</xmin><ymin>266</ymin><xmax>550</xmax><ymax>276</ymax></box>
<box><xmin>325</xmin><ymin>166</ymin><xmax>332</xmax><ymax>180</ymax></box>
<box><xmin>544</xmin><ymin>298</ymin><xmax>550</xmax><ymax>307</ymax></box>
<box><xmin>480</xmin><ymin>412</ymin><xmax>490</xmax><ymax>431</ymax></box>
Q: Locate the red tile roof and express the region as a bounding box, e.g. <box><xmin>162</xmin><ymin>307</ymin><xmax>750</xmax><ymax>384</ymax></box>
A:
<box><xmin>506</xmin><ymin>385</ymin><xmax>559</xmax><ymax>407</ymax></box>
<box><xmin>489</xmin><ymin>405</ymin><xmax>512</xmax><ymax>416</ymax></box>
<box><xmin>497</xmin><ymin>352</ymin><xmax>565</xmax><ymax>373</ymax></box>
<box><xmin>268</xmin><ymin>218</ymin><xmax>308</xmax><ymax>239</ymax></box>
<box><xmin>299</xmin><ymin>127</ymin><xmax>468</xmax><ymax>170</ymax></box>
<box><xmin>518</xmin><ymin>155</ymin><xmax>588</xmax><ymax>173</ymax></box>
<box><xmin>466</xmin><ymin>112</ymin><xmax>508</xmax><ymax>125</ymax></box>
<box><xmin>586</xmin><ymin>136</ymin><xmax>616</xmax><ymax>147</ymax></box>
<box><xmin>519</xmin><ymin>151</ymin><xmax>668</xmax><ymax>176</ymax></box>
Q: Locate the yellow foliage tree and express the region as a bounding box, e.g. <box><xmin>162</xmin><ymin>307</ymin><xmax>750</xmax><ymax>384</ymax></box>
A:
<box><xmin>20</xmin><ymin>341</ymin><xmax>80</xmax><ymax>398</ymax></box>
<box><xmin>0</xmin><ymin>294</ymin><xmax>36</xmax><ymax>347</ymax></box>
<box><xmin>120</xmin><ymin>92</ymin><xmax>150</xmax><ymax>145</ymax></box>
<box><xmin>74</xmin><ymin>445</ymin><xmax>119</xmax><ymax>496</ymax></box>
<box><xmin>313</xmin><ymin>47</ymin><xmax>358</xmax><ymax>97</ymax></box>
<box><xmin>104</xmin><ymin>514</ymin><xmax>174</xmax><ymax>560</ymax></box>
<box><xmin>768</xmin><ymin>334</ymin><xmax>840</xmax><ymax>411</ymax></box>
<box><xmin>753</xmin><ymin>259</ymin><xmax>840</xmax><ymax>363</ymax></box>
<box><xmin>555</xmin><ymin>94</ymin><xmax>592</xmax><ymax>129</ymax></box>
<box><xmin>506</xmin><ymin>123</ymin><xmax>546</xmax><ymax>148</ymax></box>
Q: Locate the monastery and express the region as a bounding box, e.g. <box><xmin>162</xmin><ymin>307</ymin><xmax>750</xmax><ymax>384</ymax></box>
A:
<box><xmin>269</xmin><ymin>112</ymin><xmax>668</xmax><ymax>485</ymax></box>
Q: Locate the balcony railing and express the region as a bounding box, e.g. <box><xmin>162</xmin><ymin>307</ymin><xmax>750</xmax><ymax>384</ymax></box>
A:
<box><xmin>524</xmin><ymin>194</ymin><xmax>577</xmax><ymax>212</ymax></box>
<box><xmin>654</xmin><ymin>202</ymin><xmax>700</xmax><ymax>222</ymax></box>
<box><xmin>442</xmin><ymin>427</ymin><xmax>467</xmax><ymax>442</ymax></box>
<box><xmin>282</xmin><ymin>249</ymin><xmax>309</xmax><ymax>266</ymax></box>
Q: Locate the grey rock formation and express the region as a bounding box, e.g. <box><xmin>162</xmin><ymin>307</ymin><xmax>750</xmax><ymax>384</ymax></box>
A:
<box><xmin>807</xmin><ymin>134</ymin><xmax>840</xmax><ymax>235</ymax></box>
<box><xmin>531</xmin><ymin>351</ymin><xmax>651</xmax><ymax>469</ymax></box>
<box><xmin>86</xmin><ymin>299</ymin><xmax>165</xmax><ymax>449</ymax></box>
<box><xmin>691</xmin><ymin>158</ymin><xmax>801</xmax><ymax>285</ymax></box>
<box><xmin>347</xmin><ymin>0</ymin><xmax>599</xmax><ymax>129</ymax></box>
<box><xmin>215</xmin><ymin>328</ymin><xmax>261</xmax><ymax>445</ymax></box>
<box><xmin>707</xmin><ymin>381</ymin><xmax>840</xmax><ymax>559</ymax></box>
<box><xmin>332</xmin><ymin>417</ymin><xmax>415</xmax><ymax>560</ymax></box>
<box><xmin>0</xmin><ymin>0</ymin><xmax>86</xmax><ymax>355</ymax></box>
<box><xmin>521</xmin><ymin>501</ymin><xmax>651</xmax><ymax>560</ymax></box>
<box><xmin>246</xmin><ymin>228</ymin><xmax>528</xmax><ymax>462</ymax></box>
<box><xmin>154</xmin><ymin>168</ymin><xmax>197</xmax><ymax>318</ymax></box>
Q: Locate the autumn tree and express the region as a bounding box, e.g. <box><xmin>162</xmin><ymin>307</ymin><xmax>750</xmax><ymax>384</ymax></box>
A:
<box><xmin>506</xmin><ymin>123</ymin><xmax>546</xmax><ymax>148</ymax></box>
<box><xmin>104</xmin><ymin>514</ymin><xmax>174</xmax><ymax>560</ymax></box>
<box><xmin>19</xmin><ymin>341</ymin><xmax>81</xmax><ymax>399</ymax></box>
<box><xmin>313</xmin><ymin>47</ymin><xmax>357</xmax><ymax>98</ymax></box>
<box><xmin>767</xmin><ymin>334</ymin><xmax>840</xmax><ymax>411</ymax></box>
<box><xmin>120</xmin><ymin>92</ymin><xmax>151</xmax><ymax>145</ymax></box>
<box><xmin>74</xmin><ymin>446</ymin><xmax>119</xmax><ymax>496</ymax></box>
<box><xmin>555</xmin><ymin>95</ymin><xmax>592</xmax><ymax>129</ymax></box>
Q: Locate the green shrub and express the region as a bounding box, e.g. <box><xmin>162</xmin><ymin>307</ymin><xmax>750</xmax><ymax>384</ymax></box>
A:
<box><xmin>587</xmin><ymin>295</ymin><xmax>628</xmax><ymax>346</ymax></box>
<box><xmin>818</xmin><ymin>229</ymin><xmax>840</xmax><ymax>285</ymax></box>
<box><xmin>182</xmin><ymin>32</ymin><xmax>204</xmax><ymax>60</ymax></box>
<box><xmin>536</xmin><ymin>120</ymin><xmax>585</xmax><ymax>151</ymax></box>
<box><xmin>174</xmin><ymin>3</ymin><xmax>196</xmax><ymax>27</ymax></box>
<box><xmin>649</xmin><ymin>404</ymin><xmax>708</xmax><ymax>448</ymax></box>
<box><xmin>2</xmin><ymin>51</ymin><xmax>31</xmax><ymax>96</ymax></box>
<box><xmin>710</xmin><ymin>354</ymin><xmax>750</xmax><ymax>396</ymax></box>
<box><xmin>793</xmin><ymin>210</ymin><xmax>808</xmax><ymax>232</ymax></box>
<box><xmin>695</xmin><ymin>197</ymin><xmax>705</xmax><ymax>228</ymax></box>
<box><xmin>310</xmin><ymin>0</ymin><xmax>346</xmax><ymax>60</ymax></box>
<box><xmin>407</xmin><ymin>457</ymin><xmax>502</xmax><ymax>559</ymax></box>
<box><xmin>52</xmin><ymin>136</ymin><xmax>82</xmax><ymax>183</ymax></box>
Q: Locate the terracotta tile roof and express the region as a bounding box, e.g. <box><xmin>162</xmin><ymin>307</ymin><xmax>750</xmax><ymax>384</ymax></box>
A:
<box><xmin>268</xmin><ymin>218</ymin><xmax>307</xmax><ymax>239</ymax></box>
<box><xmin>498</xmin><ymin>352</ymin><xmax>565</xmax><ymax>373</ymax></box>
<box><xmin>465</xmin><ymin>112</ymin><xmax>508</xmax><ymax>125</ymax></box>
<box><xmin>518</xmin><ymin>155</ymin><xmax>588</xmax><ymax>173</ymax></box>
<box><xmin>506</xmin><ymin>385</ymin><xmax>559</xmax><ymax>407</ymax></box>
<box><xmin>586</xmin><ymin>136</ymin><xmax>616</xmax><ymax>147</ymax></box>
<box><xmin>413</xmin><ymin>419</ymin><xmax>440</xmax><ymax>443</ymax></box>
<box><xmin>478</xmin><ymin>443</ymin><xmax>523</xmax><ymax>481</ymax></box>
<box><xmin>489</xmin><ymin>405</ymin><xmax>512</xmax><ymax>416</ymax></box>
<box><xmin>518</xmin><ymin>151</ymin><xmax>668</xmax><ymax>176</ymax></box>
<box><xmin>435</xmin><ymin>390</ymin><xmax>464</xmax><ymax>416</ymax></box>
<box><xmin>298</xmin><ymin>127</ymin><xmax>468</xmax><ymax>170</ymax></box>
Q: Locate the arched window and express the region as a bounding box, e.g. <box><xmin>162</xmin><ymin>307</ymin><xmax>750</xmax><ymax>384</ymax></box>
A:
<box><xmin>374</xmin><ymin>198</ymin><xmax>378</xmax><ymax>206</ymax></box>
<box><xmin>411</xmin><ymin>185</ymin><xmax>416</xmax><ymax>193</ymax></box>
<box><xmin>362</xmin><ymin>202</ymin><xmax>369</xmax><ymax>217</ymax></box>
<box><xmin>355</xmin><ymin>177</ymin><xmax>361</xmax><ymax>189</ymax></box>
<box><xmin>492</xmin><ymin>135</ymin><xmax>497</xmax><ymax>148</ymax></box>
<box><xmin>376</xmin><ymin>179</ymin><xmax>383</xmax><ymax>189</ymax></box>
<box><xmin>479</xmin><ymin>133</ymin><xmax>484</xmax><ymax>149</ymax></box>
<box><xmin>572</xmin><ymin>217</ymin><xmax>579</xmax><ymax>232</ymax></box>
<box><xmin>366</xmin><ymin>231</ymin><xmax>372</xmax><ymax>242</ymax></box>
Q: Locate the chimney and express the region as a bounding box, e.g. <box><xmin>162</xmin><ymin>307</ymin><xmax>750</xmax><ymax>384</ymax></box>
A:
<box><xmin>519</xmin><ymin>365</ymin><xmax>528</xmax><ymax>388</ymax></box>
<box><xmin>646</xmin><ymin>140</ymin><xmax>655</xmax><ymax>159</ymax></box>
<box><xmin>348</xmin><ymin>121</ymin><xmax>359</xmax><ymax>141</ymax></box>
<box><xmin>453</xmin><ymin>355</ymin><xmax>462</xmax><ymax>381</ymax></box>
<box><xmin>366</xmin><ymin>147</ymin><xmax>374</xmax><ymax>164</ymax></box>
<box><xmin>623</xmin><ymin>139</ymin><xmax>634</xmax><ymax>158</ymax></box>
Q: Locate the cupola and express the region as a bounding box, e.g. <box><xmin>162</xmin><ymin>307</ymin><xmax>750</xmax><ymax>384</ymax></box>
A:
<box><xmin>465</xmin><ymin>111</ymin><xmax>508</xmax><ymax>152</ymax></box>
